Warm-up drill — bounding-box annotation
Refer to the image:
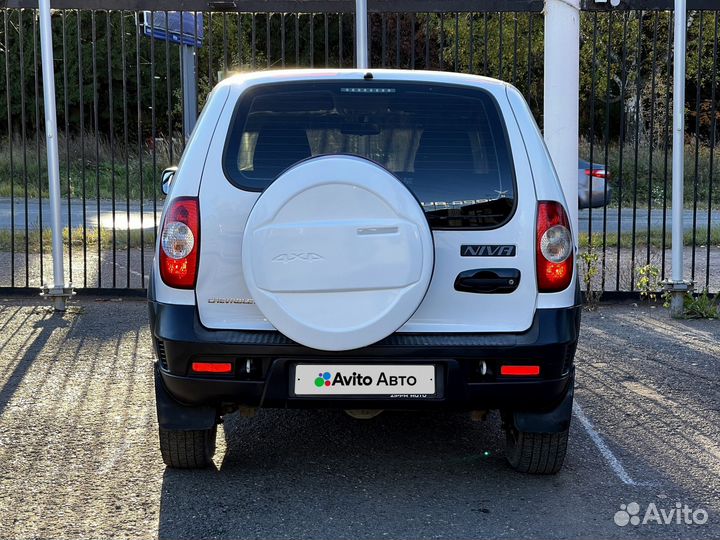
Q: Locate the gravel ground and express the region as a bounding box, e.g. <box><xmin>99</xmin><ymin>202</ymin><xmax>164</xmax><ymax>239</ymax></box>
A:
<box><xmin>0</xmin><ymin>298</ymin><xmax>718</xmax><ymax>539</ymax></box>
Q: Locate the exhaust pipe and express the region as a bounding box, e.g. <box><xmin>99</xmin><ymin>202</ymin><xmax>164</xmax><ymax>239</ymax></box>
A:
<box><xmin>355</xmin><ymin>0</ymin><xmax>369</xmax><ymax>69</ymax></box>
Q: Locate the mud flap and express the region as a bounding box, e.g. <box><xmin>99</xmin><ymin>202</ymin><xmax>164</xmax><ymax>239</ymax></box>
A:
<box><xmin>512</xmin><ymin>375</ymin><xmax>574</xmax><ymax>433</ymax></box>
<box><xmin>154</xmin><ymin>365</ymin><xmax>217</xmax><ymax>431</ymax></box>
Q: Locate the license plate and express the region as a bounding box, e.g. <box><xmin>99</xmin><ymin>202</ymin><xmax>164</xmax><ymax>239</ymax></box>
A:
<box><xmin>294</xmin><ymin>364</ymin><xmax>436</xmax><ymax>396</ymax></box>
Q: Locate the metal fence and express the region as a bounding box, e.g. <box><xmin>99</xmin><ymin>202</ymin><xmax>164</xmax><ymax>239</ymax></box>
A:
<box><xmin>0</xmin><ymin>1</ymin><xmax>718</xmax><ymax>295</ymax></box>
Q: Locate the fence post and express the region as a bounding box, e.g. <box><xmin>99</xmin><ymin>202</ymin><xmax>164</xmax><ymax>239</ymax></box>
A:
<box><xmin>667</xmin><ymin>0</ymin><xmax>692</xmax><ymax>317</ymax></box>
<box><xmin>543</xmin><ymin>0</ymin><xmax>581</xmax><ymax>243</ymax></box>
<box><xmin>355</xmin><ymin>0</ymin><xmax>369</xmax><ymax>69</ymax></box>
<box><xmin>182</xmin><ymin>44</ymin><xmax>197</xmax><ymax>139</ymax></box>
<box><xmin>38</xmin><ymin>0</ymin><xmax>73</xmax><ymax>310</ymax></box>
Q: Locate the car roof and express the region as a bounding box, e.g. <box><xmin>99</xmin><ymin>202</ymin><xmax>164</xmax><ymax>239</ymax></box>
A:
<box><xmin>217</xmin><ymin>68</ymin><xmax>510</xmax><ymax>92</ymax></box>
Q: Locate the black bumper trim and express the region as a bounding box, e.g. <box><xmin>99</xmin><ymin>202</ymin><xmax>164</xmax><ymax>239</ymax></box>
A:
<box><xmin>148</xmin><ymin>301</ymin><xmax>580</xmax><ymax>411</ymax></box>
<box><xmin>149</xmin><ymin>302</ymin><xmax>581</xmax><ymax>353</ymax></box>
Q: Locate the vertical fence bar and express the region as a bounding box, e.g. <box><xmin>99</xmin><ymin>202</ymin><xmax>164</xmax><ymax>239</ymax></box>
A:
<box><xmin>587</xmin><ymin>13</ymin><xmax>598</xmax><ymax>263</ymax></box>
<box><xmin>615</xmin><ymin>12</ymin><xmax>629</xmax><ymax>291</ymax></box>
<box><xmin>178</xmin><ymin>12</ymin><xmax>185</xmax><ymax>142</ymax></box>
<box><xmin>135</xmin><ymin>13</ymin><xmax>145</xmax><ymax>287</ymax></box>
<box><xmin>20</xmin><ymin>10</ymin><xmax>28</xmax><ymax>286</ymax></box>
<box><xmin>4</xmin><ymin>10</ymin><xmax>15</xmax><ymax>287</ymax></box>
<box><xmin>396</xmin><ymin>13</ymin><xmax>401</xmax><ymax>68</ymax></box>
<box><xmin>194</xmin><ymin>12</ymin><xmax>199</xmax><ymax>116</ymax></box>
<box><xmin>691</xmin><ymin>12</ymin><xmax>703</xmax><ymax>284</ymax></box>
<box><xmin>661</xmin><ymin>13</ymin><xmax>673</xmax><ymax>280</ymax></box>
<box><xmin>381</xmin><ymin>13</ymin><xmax>386</xmax><ymax>68</ymax></box>
<box><xmin>208</xmin><ymin>12</ymin><xmax>214</xmax><ymax>85</ymax></box>
<box><xmin>76</xmin><ymin>10</ymin><xmax>87</xmax><ymax>287</ymax></box>
<box><xmin>33</xmin><ymin>15</ymin><xmax>44</xmax><ymax>286</ymax></box>
<box><xmin>324</xmin><ymin>13</ymin><xmax>329</xmax><ymax>67</ymax></box>
<box><xmin>425</xmin><ymin>13</ymin><xmax>429</xmax><ymax>69</ymax></box>
<box><xmin>150</xmin><ymin>10</ymin><xmax>157</xmax><ymax>270</ymax></box>
<box><xmin>630</xmin><ymin>11</ymin><xmax>643</xmax><ymax>291</ymax></box>
<box><xmin>498</xmin><ymin>12</ymin><xmax>503</xmax><ymax>79</ymax></box>
<box><xmin>91</xmin><ymin>11</ymin><xmax>100</xmax><ymax>287</ymax></box>
<box><xmin>512</xmin><ymin>13</ymin><xmax>518</xmax><ymax>85</ymax></box>
<box><xmin>223</xmin><ymin>12</ymin><xmax>229</xmax><ymax>73</ymax></box>
<box><xmin>351</xmin><ymin>11</ymin><xmax>355</xmax><ymax>67</ymax></box>
<box><xmin>295</xmin><ymin>13</ymin><xmax>299</xmax><ymax>66</ymax></box>
<box><xmin>281</xmin><ymin>13</ymin><xmax>286</xmax><ymax>67</ymax></box>
<box><xmin>647</xmin><ymin>13</ymin><xmax>659</xmax><ymax>267</ymax></box>
<box><xmin>238</xmin><ymin>11</ymin><xmax>243</xmax><ymax>68</ymax></box>
<box><xmin>706</xmin><ymin>14</ymin><xmax>718</xmax><ymax>291</ymax></box>
<box><xmin>483</xmin><ymin>13</ymin><xmax>488</xmax><ymax>74</ymax></box>
<box><xmin>338</xmin><ymin>13</ymin><xmax>343</xmax><ymax>67</ymax></box>
<box><xmin>469</xmin><ymin>13</ymin><xmax>474</xmax><ymax>73</ymax></box>
<box><xmin>251</xmin><ymin>13</ymin><xmax>256</xmax><ymax>68</ymax></box>
<box><xmin>602</xmin><ymin>11</ymin><xmax>612</xmax><ymax>291</ymax></box>
<box><xmin>410</xmin><ymin>13</ymin><xmax>415</xmax><ymax>69</ymax></box>
<box><xmin>454</xmin><ymin>13</ymin><xmax>459</xmax><ymax>72</ymax></box>
<box><xmin>107</xmin><ymin>11</ymin><xmax>115</xmax><ymax>287</ymax></box>
<box><xmin>439</xmin><ymin>12</ymin><xmax>444</xmax><ymax>70</ymax></box>
<box><xmin>164</xmin><ymin>11</ymin><xmax>173</xmax><ymax>164</ymax></box>
<box><xmin>121</xmin><ymin>12</ymin><xmax>130</xmax><ymax>287</ymax></box>
<box><xmin>527</xmin><ymin>14</ymin><xmax>533</xmax><ymax>96</ymax></box>
<box><xmin>267</xmin><ymin>13</ymin><xmax>272</xmax><ymax>68</ymax></box>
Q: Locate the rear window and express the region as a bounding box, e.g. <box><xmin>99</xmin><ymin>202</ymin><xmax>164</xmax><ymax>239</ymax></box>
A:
<box><xmin>223</xmin><ymin>81</ymin><xmax>516</xmax><ymax>229</ymax></box>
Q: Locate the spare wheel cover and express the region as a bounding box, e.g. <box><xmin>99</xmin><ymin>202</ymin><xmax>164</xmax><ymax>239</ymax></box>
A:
<box><xmin>241</xmin><ymin>155</ymin><xmax>434</xmax><ymax>351</ymax></box>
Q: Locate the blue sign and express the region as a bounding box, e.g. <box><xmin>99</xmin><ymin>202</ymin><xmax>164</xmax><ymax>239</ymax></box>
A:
<box><xmin>141</xmin><ymin>12</ymin><xmax>204</xmax><ymax>48</ymax></box>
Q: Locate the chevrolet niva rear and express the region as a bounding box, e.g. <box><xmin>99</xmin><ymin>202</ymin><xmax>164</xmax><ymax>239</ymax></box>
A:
<box><xmin>149</xmin><ymin>69</ymin><xmax>580</xmax><ymax>473</ymax></box>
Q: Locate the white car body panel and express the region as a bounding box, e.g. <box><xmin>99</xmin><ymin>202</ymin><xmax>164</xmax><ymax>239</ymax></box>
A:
<box><xmin>505</xmin><ymin>84</ymin><xmax>578</xmax><ymax>310</ymax></box>
<box><xmin>154</xmin><ymin>69</ymin><xmax>576</xmax><ymax>334</ymax></box>
<box><xmin>152</xmin><ymin>85</ymin><xmax>231</xmax><ymax>306</ymax></box>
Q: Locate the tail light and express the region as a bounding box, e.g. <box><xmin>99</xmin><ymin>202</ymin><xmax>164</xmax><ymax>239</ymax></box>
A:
<box><xmin>584</xmin><ymin>168</ymin><xmax>608</xmax><ymax>179</ymax></box>
<box><xmin>500</xmin><ymin>365</ymin><xmax>541</xmax><ymax>376</ymax></box>
<box><xmin>191</xmin><ymin>361</ymin><xmax>233</xmax><ymax>374</ymax></box>
<box><xmin>159</xmin><ymin>197</ymin><xmax>199</xmax><ymax>288</ymax></box>
<box><xmin>536</xmin><ymin>201</ymin><xmax>573</xmax><ymax>292</ymax></box>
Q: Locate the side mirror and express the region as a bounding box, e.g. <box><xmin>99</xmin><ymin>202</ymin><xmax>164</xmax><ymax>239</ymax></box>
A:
<box><xmin>161</xmin><ymin>166</ymin><xmax>178</xmax><ymax>195</ymax></box>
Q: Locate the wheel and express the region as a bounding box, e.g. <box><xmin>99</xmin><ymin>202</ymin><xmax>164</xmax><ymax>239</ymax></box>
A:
<box><xmin>504</xmin><ymin>424</ymin><xmax>569</xmax><ymax>474</ymax></box>
<box><xmin>158</xmin><ymin>425</ymin><xmax>217</xmax><ymax>469</ymax></box>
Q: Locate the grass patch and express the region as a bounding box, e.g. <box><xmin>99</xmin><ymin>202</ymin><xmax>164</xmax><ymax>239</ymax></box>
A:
<box><xmin>682</xmin><ymin>290</ymin><xmax>719</xmax><ymax>319</ymax></box>
<box><xmin>579</xmin><ymin>225</ymin><xmax>720</xmax><ymax>249</ymax></box>
<box><xmin>0</xmin><ymin>226</ymin><xmax>156</xmax><ymax>253</ymax></box>
<box><xmin>0</xmin><ymin>132</ymin><xmax>182</xmax><ymax>201</ymax></box>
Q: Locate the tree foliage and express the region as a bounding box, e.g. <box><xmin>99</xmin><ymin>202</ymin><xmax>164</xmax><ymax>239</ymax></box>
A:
<box><xmin>0</xmin><ymin>8</ymin><xmax>717</xmax><ymax>147</ymax></box>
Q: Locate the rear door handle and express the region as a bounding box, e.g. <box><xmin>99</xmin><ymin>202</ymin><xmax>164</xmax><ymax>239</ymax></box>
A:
<box><xmin>454</xmin><ymin>269</ymin><xmax>521</xmax><ymax>294</ymax></box>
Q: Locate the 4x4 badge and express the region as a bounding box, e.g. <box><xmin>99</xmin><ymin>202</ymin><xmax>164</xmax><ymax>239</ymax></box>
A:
<box><xmin>461</xmin><ymin>245</ymin><xmax>516</xmax><ymax>257</ymax></box>
<box><xmin>272</xmin><ymin>252</ymin><xmax>325</xmax><ymax>263</ymax></box>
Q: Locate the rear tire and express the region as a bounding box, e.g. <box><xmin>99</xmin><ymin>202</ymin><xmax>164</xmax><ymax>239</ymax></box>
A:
<box><xmin>504</xmin><ymin>425</ymin><xmax>569</xmax><ymax>474</ymax></box>
<box><xmin>158</xmin><ymin>426</ymin><xmax>217</xmax><ymax>469</ymax></box>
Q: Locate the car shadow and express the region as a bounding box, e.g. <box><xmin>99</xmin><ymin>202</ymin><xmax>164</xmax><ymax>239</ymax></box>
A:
<box><xmin>157</xmin><ymin>408</ymin><xmax>510</xmax><ymax>540</ymax></box>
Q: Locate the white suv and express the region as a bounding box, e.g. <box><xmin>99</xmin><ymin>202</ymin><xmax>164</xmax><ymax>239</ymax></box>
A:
<box><xmin>149</xmin><ymin>69</ymin><xmax>580</xmax><ymax>473</ymax></box>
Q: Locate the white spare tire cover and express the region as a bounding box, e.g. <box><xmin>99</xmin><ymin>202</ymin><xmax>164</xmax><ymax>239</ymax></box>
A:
<box><xmin>242</xmin><ymin>155</ymin><xmax>434</xmax><ymax>351</ymax></box>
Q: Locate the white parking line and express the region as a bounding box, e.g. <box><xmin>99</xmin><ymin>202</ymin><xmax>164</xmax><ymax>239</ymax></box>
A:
<box><xmin>573</xmin><ymin>401</ymin><xmax>637</xmax><ymax>486</ymax></box>
<box><xmin>113</xmin><ymin>261</ymin><xmax>148</xmax><ymax>281</ymax></box>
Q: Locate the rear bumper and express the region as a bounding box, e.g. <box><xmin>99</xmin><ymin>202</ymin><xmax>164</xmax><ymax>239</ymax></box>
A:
<box><xmin>579</xmin><ymin>181</ymin><xmax>612</xmax><ymax>208</ymax></box>
<box><xmin>149</xmin><ymin>301</ymin><xmax>581</xmax><ymax>412</ymax></box>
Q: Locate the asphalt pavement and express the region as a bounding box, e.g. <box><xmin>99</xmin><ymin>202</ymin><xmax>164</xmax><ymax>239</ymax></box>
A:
<box><xmin>1</xmin><ymin>197</ymin><xmax>718</xmax><ymax>234</ymax></box>
<box><xmin>0</xmin><ymin>298</ymin><xmax>717</xmax><ymax>539</ymax></box>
